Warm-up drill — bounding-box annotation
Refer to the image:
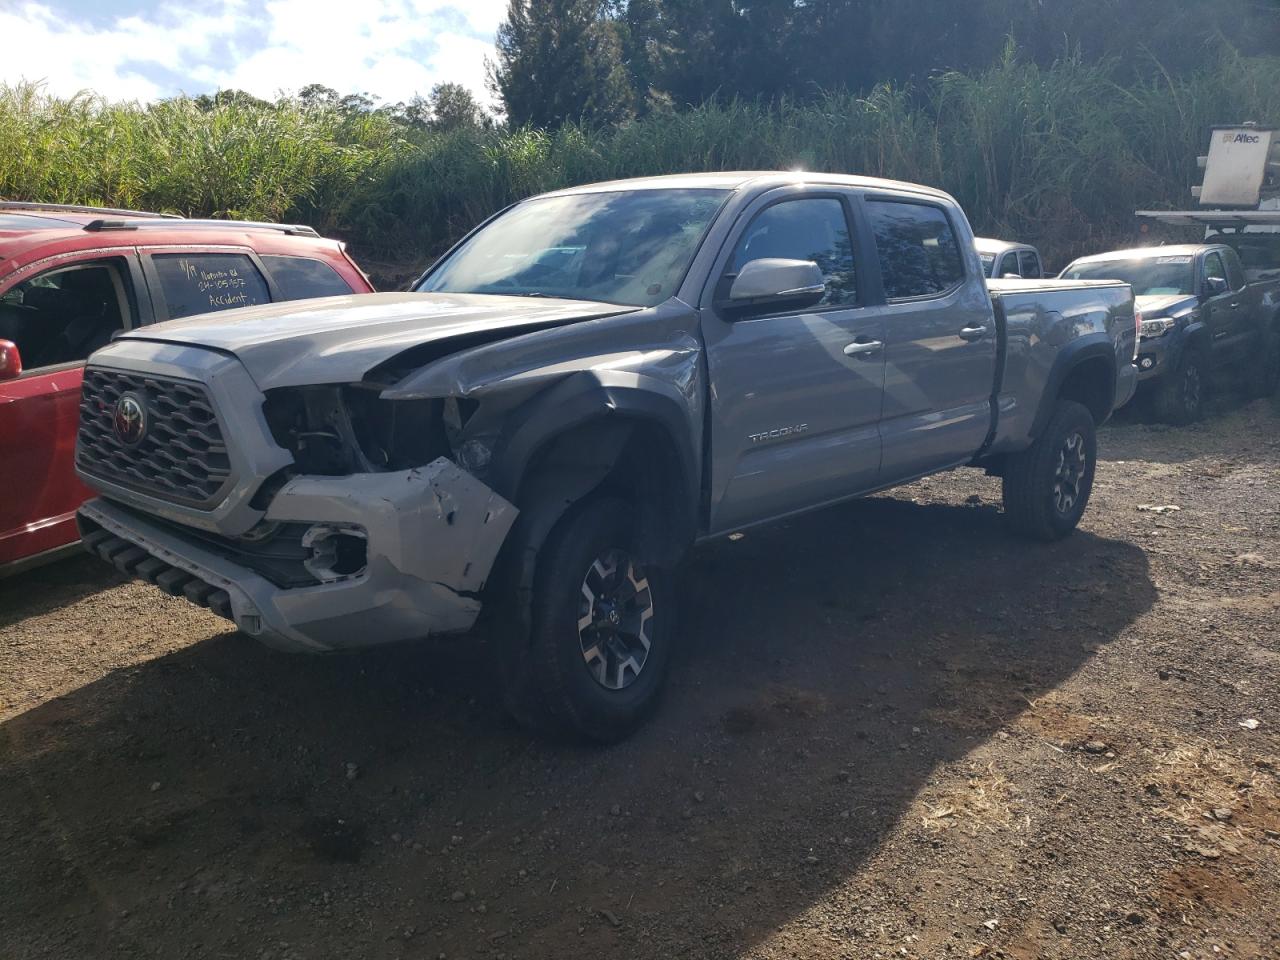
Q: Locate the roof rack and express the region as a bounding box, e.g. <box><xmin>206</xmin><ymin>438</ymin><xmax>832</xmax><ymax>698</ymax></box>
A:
<box><xmin>1137</xmin><ymin>209</ymin><xmax>1280</xmax><ymax>229</ymax></box>
<box><xmin>82</xmin><ymin>218</ymin><xmax>320</xmax><ymax>238</ymax></box>
<box><xmin>0</xmin><ymin>200</ymin><xmax>183</xmax><ymax>219</ymax></box>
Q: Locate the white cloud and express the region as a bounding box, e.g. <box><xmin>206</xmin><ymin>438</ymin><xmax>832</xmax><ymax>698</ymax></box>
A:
<box><xmin>0</xmin><ymin>0</ymin><xmax>506</xmax><ymax>106</ymax></box>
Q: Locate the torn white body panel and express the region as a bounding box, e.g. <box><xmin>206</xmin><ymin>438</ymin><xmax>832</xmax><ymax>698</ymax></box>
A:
<box><xmin>78</xmin><ymin>459</ymin><xmax>516</xmax><ymax>654</ymax></box>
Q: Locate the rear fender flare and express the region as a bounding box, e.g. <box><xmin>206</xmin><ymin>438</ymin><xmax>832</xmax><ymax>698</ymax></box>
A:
<box><xmin>1030</xmin><ymin>335</ymin><xmax>1117</xmax><ymax>438</ymax></box>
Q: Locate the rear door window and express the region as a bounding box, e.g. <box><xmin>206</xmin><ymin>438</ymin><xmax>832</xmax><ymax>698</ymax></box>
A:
<box><xmin>261</xmin><ymin>255</ymin><xmax>355</xmax><ymax>299</ymax></box>
<box><xmin>866</xmin><ymin>200</ymin><xmax>965</xmax><ymax>299</ymax></box>
<box><xmin>1020</xmin><ymin>250</ymin><xmax>1043</xmax><ymax>279</ymax></box>
<box><xmin>150</xmin><ymin>253</ymin><xmax>270</xmax><ymax>320</ymax></box>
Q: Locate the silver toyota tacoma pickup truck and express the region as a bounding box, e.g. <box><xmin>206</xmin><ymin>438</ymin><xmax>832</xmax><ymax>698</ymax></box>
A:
<box><xmin>76</xmin><ymin>172</ymin><xmax>1138</xmax><ymax>740</ymax></box>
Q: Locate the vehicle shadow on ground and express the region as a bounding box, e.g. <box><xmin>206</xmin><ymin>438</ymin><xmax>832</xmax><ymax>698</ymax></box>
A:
<box><xmin>0</xmin><ymin>493</ymin><xmax>1156</xmax><ymax>959</ymax></box>
<box><xmin>0</xmin><ymin>554</ymin><xmax>124</xmax><ymax>631</ymax></box>
<box><xmin>1104</xmin><ymin>391</ymin><xmax>1280</xmax><ymax>465</ymax></box>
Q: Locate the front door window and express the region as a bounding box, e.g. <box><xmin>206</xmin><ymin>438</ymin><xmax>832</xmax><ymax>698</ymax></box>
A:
<box><xmin>0</xmin><ymin>261</ymin><xmax>129</xmax><ymax>370</ymax></box>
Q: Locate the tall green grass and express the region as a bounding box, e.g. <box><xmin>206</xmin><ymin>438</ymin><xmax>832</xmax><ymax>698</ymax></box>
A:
<box><xmin>2</xmin><ymin>51</ymin><xmax>1277</xmax><ymax>278</ymax></box>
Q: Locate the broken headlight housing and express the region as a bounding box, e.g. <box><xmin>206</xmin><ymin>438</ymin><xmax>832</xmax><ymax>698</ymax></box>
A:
<box><xmin>262</xmin><ymin>386</ymin><xmax>451</xmax><ymax>474</ymax></box>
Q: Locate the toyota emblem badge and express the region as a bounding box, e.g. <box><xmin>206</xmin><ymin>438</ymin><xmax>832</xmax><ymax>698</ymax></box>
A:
<box><xmin>113</xmin><ymin>393</ymin><xmax>147</xmax><ymax>445</ymax></box>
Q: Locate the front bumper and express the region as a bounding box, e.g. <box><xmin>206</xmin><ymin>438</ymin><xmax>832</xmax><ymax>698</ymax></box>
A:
<box><xmin>1114</xmin><ymin>357</ymin><xmax>1138</xmax><ymax>410</ymax></box>
<box><xmin>78</xmin><ymin>458</ymin><xmax>517</xmax><ymax>653</ymax></box>
<box><xmin>1136</xmin><ymin>333</ymin><xmax>1178</xmax><ymax>383</ymax></box>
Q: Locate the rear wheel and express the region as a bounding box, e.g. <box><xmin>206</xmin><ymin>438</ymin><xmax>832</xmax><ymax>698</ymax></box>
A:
<box><xmin>1002</xmin><ymin>400</ymin><xmax>1097</xmax><ymax>542</ymax></box>
<box><xmin>1153</xmin><ymin>348</ymin><xmax>1206</xmax><ymax>424</ymax></box>
<box><xmin>500</xmin><ymin>496</ymin><xmax>673</xmax><ymax>743</ymax></box>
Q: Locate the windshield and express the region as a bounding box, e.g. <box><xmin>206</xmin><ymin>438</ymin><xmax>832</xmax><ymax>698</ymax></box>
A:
<box><xmin>979</xmin><ymin>253</ymin><xmax>996</xmax><ymax>278</ymax></box>
<box><xmin>1060</xmin><ymin>256</ymin><xmax>1195</xmax><ymax>296</ymax></box>
<box><xmin>418</xmin><ymin>188</ymin><xmax>729</xmax><ymax>307</ymax></box>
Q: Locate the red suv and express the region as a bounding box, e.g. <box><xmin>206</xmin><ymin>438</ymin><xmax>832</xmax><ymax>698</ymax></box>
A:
<box><xmin>0</xmin><ymin>202</ymin><xmax>374</xmax><ymax>574</ymax></box>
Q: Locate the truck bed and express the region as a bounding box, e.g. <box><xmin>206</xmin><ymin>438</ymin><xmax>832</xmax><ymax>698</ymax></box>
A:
<box><xmin>986</xmin><ymin>278</ymin><xmax>1137</xmax><ymax>453</ymax></box>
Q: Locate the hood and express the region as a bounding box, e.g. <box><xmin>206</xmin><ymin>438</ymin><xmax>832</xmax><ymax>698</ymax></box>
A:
<box><xmin>120</xmin><ymin>292</ymin><xmax>635</xmax><ymax>387</ymax></box>
<box><xmin>1135</xmin><ymin>293</ymin><xmax>1198</xmax><ymax>319</ymax></box>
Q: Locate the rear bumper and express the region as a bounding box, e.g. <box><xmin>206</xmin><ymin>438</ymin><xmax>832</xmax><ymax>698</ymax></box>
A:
<box><xmin>78</xmin><ymin>458</ymin><xmax>517</xmax><ymax>653</ymax></box>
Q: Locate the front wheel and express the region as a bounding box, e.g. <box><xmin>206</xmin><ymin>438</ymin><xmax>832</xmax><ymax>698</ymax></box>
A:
<box><xmin>1002</xmin><ymin>400</ymin><xmax>1098</xmax><ymax>542</ymax></box>
<box><xmin>1153</xmin><ymin>349</ymin><xmax>1206</xmax><ymax>424</ymax></box>
<box><xmin>514</xmin><ymin>497</ymin><xmax>673</xmax><ymax>743</ymax></box>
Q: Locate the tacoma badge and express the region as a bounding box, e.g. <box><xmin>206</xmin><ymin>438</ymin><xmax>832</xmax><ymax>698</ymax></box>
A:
<box><xmin>749</xmin><ymin>424</ymin><xmax>810</xmax><ymax>444</ymax></box>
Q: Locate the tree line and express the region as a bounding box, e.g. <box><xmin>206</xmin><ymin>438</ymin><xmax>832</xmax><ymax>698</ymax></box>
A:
<box><xmin>490</xmin><ymin>0</ymin><xmax>1280</xmax><ymax>127</ymax></box>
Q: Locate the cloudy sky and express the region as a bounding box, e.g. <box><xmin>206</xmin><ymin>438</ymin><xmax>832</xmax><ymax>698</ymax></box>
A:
<box><xmin>0</xmin><ymin>0</ymin><xmax>507</xmax><ymax>106</ymax></box>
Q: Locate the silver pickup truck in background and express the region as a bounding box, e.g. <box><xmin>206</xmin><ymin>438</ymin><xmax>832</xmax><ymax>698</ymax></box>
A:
<box><xmin>975</xmin><ymin>237</ymin><xmax>1046</xmax><ymax>279</ymax></box>
<box><xmin>75</xmin><ymin>172</ymin><xmax>1138</xmax><ymax>741</ymax></box>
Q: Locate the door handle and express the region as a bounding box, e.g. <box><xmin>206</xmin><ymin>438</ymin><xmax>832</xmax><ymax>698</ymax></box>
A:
<box><xmin>958</xmin><ymin>324</ymin><xmax>989</xmax><ymax>342</ymax></box>
<box><xmin>843</xmin><ymin>339</ymin><xmax>883</xmax><ymax>358</ymax></box>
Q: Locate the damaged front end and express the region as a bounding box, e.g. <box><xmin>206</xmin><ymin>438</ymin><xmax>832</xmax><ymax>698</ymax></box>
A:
<box><xmin>79</xmin><ymin>457</ymin><xmax>516</xmax><ymax>653</ymax></box>
<box><xmin>75</xmin><ymin>340</ymin><xmax>518</xmax><ymax>654</ymax></box>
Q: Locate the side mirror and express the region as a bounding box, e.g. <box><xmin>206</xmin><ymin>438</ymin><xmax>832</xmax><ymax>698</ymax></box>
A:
<box><xmin>1203</xmin><ymin>276</ymin><xmax>1229</xmax><ymax>297</ymax></box>
<box><xmin>1001</xmin><ymin>272</ymin><xmax>1023</xmax><ymax>280</ymax></box>
<box><xmin>0</xmin><ymin>340</ymin><xmax>21</xmax><ymax>381</ymax></box>
<box><xmin>724</xmin><ymin>258</ymin><xmax>826</xmax><ymax>315</ymax></box>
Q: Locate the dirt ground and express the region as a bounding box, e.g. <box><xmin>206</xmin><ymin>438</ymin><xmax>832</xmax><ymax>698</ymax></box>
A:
<box><xmin>2</xmin><ymin>393</ymin><xmax>1278</xmax><ymax>960</ymax></box>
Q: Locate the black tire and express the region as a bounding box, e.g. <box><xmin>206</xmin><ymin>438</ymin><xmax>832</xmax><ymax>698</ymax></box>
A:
<box><xmin>506</xmin><ymin>496</ymin><xmax>673</xmax><ymax>743</ymax></box>
<box><xmin>1002</xmin><ymin>400</ymin><xmax>1097</xmax><ymax>542</ymax></box>
<box><xmin>1153</xmin><ymin>348</ymin><xmax>1206</xmax><ymax>424</ymax></box>
<box><xmin>1244</xmin><ymin>325</ymin><xmax>1280</xmax><ymax>399</ymax></box>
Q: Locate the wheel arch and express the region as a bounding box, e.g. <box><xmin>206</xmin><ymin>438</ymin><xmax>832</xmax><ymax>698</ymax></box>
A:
<box><xmin>1031</xmin><ymin>337</ymin><xmax>1117</xmax><ymax>437</ymax></box>
<box><xmin>487</xmin><ymin>371</ymin><xmax>700</xmax><ymax>605</ymax></box>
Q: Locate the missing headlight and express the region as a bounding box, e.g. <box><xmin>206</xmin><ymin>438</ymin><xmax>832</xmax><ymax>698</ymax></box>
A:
<box><xmin>263</xmin><ymin>386</ymin><xmax>452</xmax><ymax>474</ymax></box>
<box><xmin>344</xmin><ymin>390</ymin><xmax>450</xmax><ymax>470</ymax></box>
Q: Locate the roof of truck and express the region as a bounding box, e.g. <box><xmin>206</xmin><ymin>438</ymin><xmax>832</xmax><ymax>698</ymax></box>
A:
<box><xmin>537</xmin><ymin>171</ymin><xmax>954</xmax><ymax>202</ymax></box>
<box><xmin>1068</xmin><ymin>244</ymin><xmax>1212</xmax><ymax>264</ymax></box>
<box><xmin>0</xmin><ymin>202</ymin><xmax>342</xmax><ymax>276</ymax></box>
<box><xmin>974</xmin><ymin>237</ymin><xmax>1034</xmax><ymax>256</ymax></box>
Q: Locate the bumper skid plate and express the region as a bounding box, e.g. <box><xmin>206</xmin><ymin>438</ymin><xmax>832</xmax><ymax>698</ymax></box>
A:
<box><xmin>80</xmin><ymin>521</ymin><xmax>235</xmax><ymax>620</ymax></box>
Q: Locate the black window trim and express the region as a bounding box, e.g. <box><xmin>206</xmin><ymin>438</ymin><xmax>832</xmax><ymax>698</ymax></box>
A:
<box><xmin>862</xmin><ymin>193</ymin><xmax>969</xmax><ymax>305</ymax></box>
<box><xmin>708</xmin><ymin>188</ymin><xmax>866</xmax><ymax>319</ymax></box>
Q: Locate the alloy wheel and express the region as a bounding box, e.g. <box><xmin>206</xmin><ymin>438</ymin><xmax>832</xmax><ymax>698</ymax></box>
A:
<box><xmin>1053</xmin><ymin>431</ymin><xmax>1088</xmax><ymax>516</ymax></box>
<box><xmin>577</xmin><ymin>549</ymin><xmax>655</xmax><ymax>691</ymax></box>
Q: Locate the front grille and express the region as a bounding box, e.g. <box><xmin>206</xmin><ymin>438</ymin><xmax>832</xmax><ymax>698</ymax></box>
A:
<box><xmin>78</xmin><ymin>367</ymin><xmax>233</xmax><ymax>508</ymax></box>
